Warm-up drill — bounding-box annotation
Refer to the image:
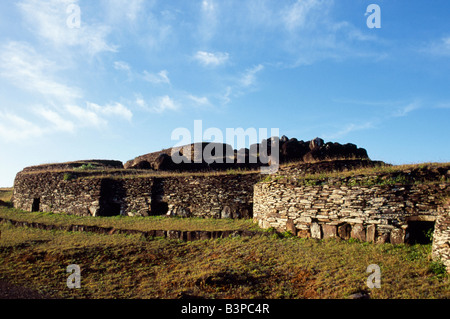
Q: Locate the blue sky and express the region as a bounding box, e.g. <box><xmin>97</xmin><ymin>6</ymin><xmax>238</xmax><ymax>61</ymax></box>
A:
<box><xmin>0</xmin><ymin>0</ymin><xmax>449</xmax><ymax>186</ymax></box>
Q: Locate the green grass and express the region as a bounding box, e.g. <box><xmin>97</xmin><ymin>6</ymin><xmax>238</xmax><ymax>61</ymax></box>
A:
<box><xmin>0</xmin><ymin>188</ymin><xmax>12</xmax><ymax>202</ymax></box>
<box><xmin>0</xmin><ymin>222</ymin><xmax>448</xmax><ymax>299</ymax></box>
<box><xmin>262</xmin><ymin>162</ymin><xmax>450</xmax><ymax>186</ymax></box>
<box><xmin>0</xmin><ymin>206</ymin><xmax>261</xmax><ymax>233</ymax></box>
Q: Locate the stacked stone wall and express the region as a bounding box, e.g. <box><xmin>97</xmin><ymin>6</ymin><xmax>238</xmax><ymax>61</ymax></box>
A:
<box><xmin>253</xmin><ymin>180</ymin><xmax>449</xmax><ymax>244</ymax></box>
<box><xmin>12</xmin><ymin>171</ymin><xmax>260</xmax><ymax>219</ymax></box>
<box><xmin>432</xmin><ymin>201</ymin><xmax>450</xmax><ymax>272</ymax></box>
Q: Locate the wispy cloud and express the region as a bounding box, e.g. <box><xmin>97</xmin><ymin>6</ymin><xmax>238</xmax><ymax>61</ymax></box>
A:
<box><xmin>34</xmin><ymin>107</ymin><xmax>75</xmax><ymax>133</ymax></box>
<box><xmin>282</xmin><ymin>0</ymin><xmax>328</xmax><ymax>31</ymax></box>
<box><xmin>65</xmin><ymin>104</ymin><xmax>106</xmax><ymax>128</ymax></box>
<box><xmin>194</xmin><ymin>51</ymin><xmax>229</xmax><ymax>67</ymax></box>
<box><xmin>18</xmin><ymin>0</ymin><xmax>117</xmax><ymax>55</ymax></box>
<box><xmin>136</xmin><ymin>95</ymin><xmax>179</xmax><ymax>113</ymax></box>
<box><xmin>0</xmin><ymin>112</ymin><xmax>45</xmax><ymax>141</ymax></box>
<box><xmin>0</xmin><ymin>41</ymin><xmax>133</xmax><ymax>140</ymax></box>
<box><xmin>87</xmin><ymin>102</ymin><xmax>133</xmax><ymax>122</ymax></box>
<box><xmin>392</xmin><ymin>101</ymin><xmax>421</xmax><ymax>118</ymax></box>
<box><xmin>0</xmin><ymin>41</ymin><xmax>82</xmax><ymax>102</ymax></box>
<box><xmin>103</xmin><ymin>0</ymin><xmax>144</xmax><ymax>24</ymax></box>
<box><xmin>322</xmin><ymin>99</ymin><xmax>423</xmax><ymax>139</ymax></box>
<box><xmin>114</xmin><ymin>61</ymin><xmax>131</xmax><ymax>72</ymax></box>
<box><xmin>240</xmin><ymin>64</ymin><xmax>264</xmax><ymax>87</ymax></box>
<box><xmin>143</xmin><ymin>70</ymin><xmax>171</xmax><ymax>85</ymax></box>
<box><xmin>421</xmin><ymin>36</ymin><xmax>450</xmax><ymax>57</ymax></box>
<box><xmin>187</xmin><ymin>94</ymin><xmax>212</xmax><ymax>107</ymax></box>
<box><xmin>323</xmin><ymin>121</ymin><xmax>375</xmax><ymax>140</ymax></box>
<box><xmin>199</xmin><ymin>0</ymin><xmax>218</xmax><ymax>41</ymax></box>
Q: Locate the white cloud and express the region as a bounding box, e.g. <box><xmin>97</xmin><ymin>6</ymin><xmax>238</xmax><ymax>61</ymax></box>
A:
<box><xmin>0</xmin><ymin>112</ymin><xmax>45</xmax><ymax>141</ymax></box>
<box><xmin>194</xmin><ymin>51</ymin><xmax>229</xmax><ymax>66</ymax></box>
<box><xmin>87</xmin><ymin>102</ymin><xmax>133</xmax><ymax>121</ymax></box>
<box><xmin>136</xmin><ymin>95</ymin><xmax>178</xmax><ymax>113</ymax></box>
<box><xmin>34</xmin><ymin>107</ymin><xmax>75</xmax><ymax>133</ymax></box>
<box><xmin>392</xmin><ymin>102</ymin><xmax>421</xmax><ymax>118</ymax></box>
<box><xmin>103</xmin><ymin>0</ymin><xmax>144</xmax><ymax>23</ymax></box>
<box><xmin>422</xmin><ymin>36</ymin><xmax>450</xmax><ymax>57</ymax></box>
<box><xmin>199</xmin><ymin>0</ymin><xmax>218</xmax><ymax>41</ymax></box>
<box><xmin>65</xmin><ymin>104</ymin><xmax>106</xmax><ymax>128</ymax></box>
<box><xmin>152</xmin><ymin>96</ymin><xmax>178</xmax><ymax>113</ymax></box>
<box><xmin>0</xmin><ymin>41</ymin><xmax>82</xmax><ymax>102</ymax></box>
<box><xmin>282</xmin><ymin>0</ymin><xmax>327</xmax><ymax>31</ymax></box>
<box><xmin>114</xmin><ymin>61</ymin><xmax>131</xmax><ymax>72</ymax></box>
<box><xmin>324</xmin><ymin>121</ymin><xmax>375</xmax><ymax>139</ymax></box>
<box><xmin>17</xmin><ymin>0</ymin><xmax>117</xmax><ymax>55</ymax></box>
<box><xmin>240</xmin><ymin>64</ymin><xmax>264</xmax><ymax>87</ymax></box>
<box><xmin>187</xmin><ymin>94</ymin><xmax>211</xmax><ymax>107</ymax></box>
<box><xmin>143</xmin><ymin>70</ymin><xmax>171</xmax><ymax>85</ymax></box>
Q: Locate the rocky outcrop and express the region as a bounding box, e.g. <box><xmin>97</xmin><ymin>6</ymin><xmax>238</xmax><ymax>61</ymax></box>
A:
<box><xmin>125</xmin><ymin>136</ymin><xmax>370</xmax><ymax>171</ymax></box>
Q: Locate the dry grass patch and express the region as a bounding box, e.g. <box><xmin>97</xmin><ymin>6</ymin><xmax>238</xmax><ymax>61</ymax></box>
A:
<box><xmin>0</xmin><ymin>223</ymin><xmax>448</xmax><ymax>299</ymax></box>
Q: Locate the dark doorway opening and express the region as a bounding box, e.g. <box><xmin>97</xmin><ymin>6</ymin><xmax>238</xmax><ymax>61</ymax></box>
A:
<box><xmin>150</xmin><ymin>178</ymin><xmax>168</xmax><ymax>215</ymax></box>
<box><xmin>102</xmin><ymin>202</ymin><xmax>122</xmax><ymax>217</ymax></box>
<box><xmin>32</xmin><ymin>198</ymin><xmax>40</xmax><ymax>212</ymax></box>
<box><xmin>406</xmin><ymin>221</ymin><xmax>435</xmax><ymax>245</ymax></box>
<box><xmin>98</xmin><ymin>179</ymin><xmax>125</xmax><ymax>217</ymax></box>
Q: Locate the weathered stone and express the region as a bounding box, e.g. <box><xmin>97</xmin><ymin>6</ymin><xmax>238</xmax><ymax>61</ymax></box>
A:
<box><xmin>221</xmin><ymin>206</ymin><xmax>232</xmax><ymax>219</ymax></box>
<box><xmin>366</xmin><ymin>224</ymin><xmax>376</xmax><ymax>242</ymax></box>
<box><xmin>297</xmin><ymin>229</ymin><xmax>311</xmax><ymax>238</ymax></box>
<box><xmin>309</xmin><ymin>137</ymin><xmax>324</xmax><ymax>150</ymax></box>
<box><xmin>286</xmin><ymin>219</ymin><xmax>297</xmax><ymax>235</ymax></box>
<box><xmin>390</xmin><ymin>228</ymin><xmax>405</xmax><ymax>245</ymax></box>
<box><xmin>432</xmin><ymin>205</ymin><xmax>450</xmax><ymax>272</ymax></box>
<box><xmin>322</xmin><ymin>224</ymin><xmax>337</xmax><ymax>239</ymax></box>
<box><xmin>310</xmin><ymin>223</ymin><xmax>322</xmax><ymax>239</ymax></box>
<box><xmin>376</xmin><ymin>232</ymin><xmax>389</xmax><ymax>244</ymax></box>
<box><xmin>351</xmin><ymin>224</ymin><xmax>366</xmax><ymax>241</ymax></box>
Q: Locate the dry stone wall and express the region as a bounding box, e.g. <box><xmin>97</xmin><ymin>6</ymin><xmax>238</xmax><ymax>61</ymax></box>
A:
<box><xmin>432</xmin><ymin>201</ymin><xmax>450</xmax><ymax>272</ymax></box>
<box><xmin>253</xmin><ymin>179</ymin><xmax>449</xmax><ymax>245</ymax></box>
<box><xmin>12</xmin><ymin>171</ymin><xmax>260</xmax><ymax>219</ymax></box>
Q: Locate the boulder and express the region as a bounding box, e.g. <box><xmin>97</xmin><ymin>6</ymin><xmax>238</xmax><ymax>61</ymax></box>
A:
<box><xmin>286</xmin><ymin>219</ymin><xmax>297</xmax><ymax>235</ymax></box>
<box><xmin>133</xmin><ymin>160</ymin><xmax>152</xmax><ymax>169</ymax></box>
<box><xmin>297</xmin><ymin>229</ymin><xmax>311</xmax><ymax>238</ymax></box>
<box><xmin>280</xmin><ymin>139</ymin><xmax>310</xmax><ymax>162</ymax></box>
<box><xmin>309</xmin><ymin>137</ymin><xmax>324</xmax><ymax>150</ymax></box>
<box><xmin>376</xmin><ymin>232</ymin><xmax>390</xmax><ymax>244</ymax></box>
<box><xmin>221</xmin><ymin>206</ymin><xmax>232</xmax><ymax>219</ymax></box>
<box><xmin>390</xmin><ymin>228</ymin><xmax>405</xmax><ymax>245</ymax></box>
<box><xmin>303</xmin><ymin>141</ymin><xmax>370</xmax><ymax>163</ymax></box>
<box><xmin>351</xmin><ymin>224</ymin><xmax>366</xmax><ymax>241</ymax></box>
<box><xmin>366</xmin><ymin>225</ymin><xmax>377</xmax><ymax>242</ymax></box>
<box><xmin>322</xmin><ymin>224</ymin><xmax>337</xmax><ymax>239</ymax></box>
<box><xmin>310</xmin><ymin>223</ymin><xmax>322</xmax><ymax>239</ymax></box>
<box><xmin>153</xmin><ymin>153</ymin><xmax>175</xmax><ymax>171</ymax></box>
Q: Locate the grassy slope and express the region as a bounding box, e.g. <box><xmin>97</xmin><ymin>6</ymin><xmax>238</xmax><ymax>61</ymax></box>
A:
<box><xmin>1</xmin><ymin>162</ymin><xmax>449</xmax><ymax>299</ymax></box>
<box><xmin>0</xmin><ymin>208</ymin><xmax>448</xmax><ymax>299</ymax></box>
<box><xmin>0</xmin><ymin>207</ymin><xmax>261</xmax><ymax>232</ymax></box>
<box><xmin>0</xmin><ymin>188</ymin><xmax>12</xmax><ymax>202</ymax></box>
